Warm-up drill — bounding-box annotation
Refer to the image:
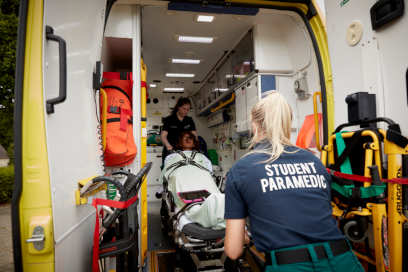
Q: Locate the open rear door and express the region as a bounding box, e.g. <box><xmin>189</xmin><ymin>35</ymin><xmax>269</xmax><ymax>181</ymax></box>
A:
<box><xmin>325</xmin><ymin>1</ymin><xmax>408</xmax><ymax>271</ymax></box>
<box><xmin>12</xmin><ymin>0</ymin><xmax>107</xmax><ymax>271</ymax></box>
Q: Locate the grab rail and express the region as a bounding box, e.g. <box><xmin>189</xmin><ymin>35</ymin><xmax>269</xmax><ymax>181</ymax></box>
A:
<box><xmin>45</xmin><ymin>25</ymin><xmax>67</xmax><ymax>114</ymax></box>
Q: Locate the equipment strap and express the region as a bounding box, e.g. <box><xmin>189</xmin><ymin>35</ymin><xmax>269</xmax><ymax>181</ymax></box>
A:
<box><xmin>331</xmin><ymin>182</ymin><xmax>386</xmax><ymax>199</ymax></box>
<box><xmin>120</xmin><ymin>108</ymin><xmax>132</xmax><ymax>131</ymax></box>
<box><xmin>335</xmin><ymin>132</ymin><xmax>352</xmax><ymax>174</ymax></box>
<box><xmin>328</xmin><ymin>168</ymin><xmax>408</xmax><ymax>185</ymax></box>
<box><xmin>171</xmin><ymin>201</ymin><xmax>203</xmax><ymax>222</ymax></box>
<box><xmin>165</xmin><ymin>150</ymin><xmax>212</xmax><ymax>179</ymax></box>
<box><xmin>101</xmin><ymin>85</ymin><xmax>131</xmax><ymax>102</ymax></box>
<box><xmin>334</xmin><ymin>131</ymin><xmax>364</xmax><ymax>172</ymax></box>
<box><xmin>92</xmin><ymin>195</ymin><xmax>138</xmax><ymax>272</ymax></box>
<box><xmin>387</xmin><ymin>129</ymin><xmax>408</xmax><ymax>148</ymax></box>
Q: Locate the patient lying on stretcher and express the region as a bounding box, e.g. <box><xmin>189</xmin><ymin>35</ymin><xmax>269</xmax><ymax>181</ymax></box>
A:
<box><xmin>160</xmin><ymin>131</ymin><xmax>225</xmax><ymax>230</ymax></box>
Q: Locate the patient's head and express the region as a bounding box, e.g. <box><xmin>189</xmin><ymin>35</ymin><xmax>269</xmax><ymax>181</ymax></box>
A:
<box><xmin>177</xmin><ymin>131</ymin><xmax>199</xmax><ymax>151</ymax></box>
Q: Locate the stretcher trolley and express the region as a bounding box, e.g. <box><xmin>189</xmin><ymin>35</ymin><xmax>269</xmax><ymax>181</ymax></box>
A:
<box><xmin>321</xmin><ymin>117</ymin><xmax>408</xmax><ymax>272</ymax></box>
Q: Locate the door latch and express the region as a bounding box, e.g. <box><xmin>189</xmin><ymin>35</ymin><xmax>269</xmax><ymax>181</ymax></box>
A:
<box><xmin>26</xmin><ymin>226</ymin><xmax>45</xmax><ymax>251</ymax></box>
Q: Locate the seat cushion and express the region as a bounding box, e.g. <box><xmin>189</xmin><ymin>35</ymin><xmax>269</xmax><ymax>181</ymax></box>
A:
<box><xmin>181</xmin><ymin>223</ymin><xmax>225</xmax><ymax>240</ymax></box>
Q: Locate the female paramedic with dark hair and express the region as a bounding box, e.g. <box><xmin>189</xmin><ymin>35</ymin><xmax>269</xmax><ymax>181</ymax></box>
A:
<box><xmin>161</xmin><ymin>97</ymin><xmax>197</xmax><ymax>163</ymax></box>
<box><xmin>224</xmin><ymin>92</ymin><xmax>363</xmax><ymax>272</ymax></box>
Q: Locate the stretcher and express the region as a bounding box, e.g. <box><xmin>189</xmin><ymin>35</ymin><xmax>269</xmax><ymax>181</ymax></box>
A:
<box><xmin>321</xmin><ymin>117</ymin><xmax>408</xmax><ymax>272</ymax></box>
<box><xmin>158</xmin><ymin>150</ymin><xmax>227</xmax><ymax>271</ymax></box>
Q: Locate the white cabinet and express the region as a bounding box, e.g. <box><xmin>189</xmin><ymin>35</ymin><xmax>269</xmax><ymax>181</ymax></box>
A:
<box><xmin>235</xmin><ymin>86</ymin><xmax>248</xmax><ymax>132</ymax></box>
<box><xmin>235</xmin><ymin>75</ymin><xmax>259</xmax><ymax>133</ymax></box>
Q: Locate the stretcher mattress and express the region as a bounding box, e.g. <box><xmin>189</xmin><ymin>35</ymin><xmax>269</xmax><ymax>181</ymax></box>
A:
<box><xmin>161</xmin><ymin>151</ymin><xmax>226</xmax><ymax>230</ymax></box>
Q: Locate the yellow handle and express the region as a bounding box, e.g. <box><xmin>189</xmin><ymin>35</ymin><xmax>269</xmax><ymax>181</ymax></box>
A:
<box><xmin>210</xmin><ymin>93</ymin><xmax>235</xmax><ymax>113</ymax></box>
<box><xmin>100</xmin><ymin>88</ymin><xmax>108</xmax><ymax>151</ymax></box>
<box><xmin>313</xmin><ymin>91</ymin><xmax>322</xmax><ymax>151</ymax></box>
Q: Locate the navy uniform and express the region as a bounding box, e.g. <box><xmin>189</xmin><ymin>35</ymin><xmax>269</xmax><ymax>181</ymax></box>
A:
<box><xmin>161</xmin><ymin>115</ymin><xmax>196</xmax><ymax>161</ymax></box>
<box><xmin>225</xmin><ymin>143</ymin><xmax>363</xmax><ymax>272</ymax></box>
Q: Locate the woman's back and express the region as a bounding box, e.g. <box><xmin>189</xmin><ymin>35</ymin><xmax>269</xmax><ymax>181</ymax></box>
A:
<box><xmin>225</xmin><ymin>145</ymin><xmax>344</xmax><ymax>252</ymax></box>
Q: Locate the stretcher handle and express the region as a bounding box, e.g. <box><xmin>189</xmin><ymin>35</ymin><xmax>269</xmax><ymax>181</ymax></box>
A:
<box><xmin>92</xmin><ymin>176</ymin><xmax>125</xmax><ymax>197</ymax></box>
<box><xmin>103</xmin><ymin>162</ymin><xmax>152</xmax><ymax>228</ymax></box>
<box><xmin>45</xmin><ymin>25</ymin><xmax>67</xmax><ymax>114</ymax></box>
<box><xmin>313</xmin><ymin>92</ymin><xmax>322</xmax><ymax>151</ymax></box>
<box><xmin>334</xmin><ymin>117</ymin><xmax>399</xmax><ymax>133</ymax></box>
<box><xmin>124</xmin><ymin>162</ymin><xmax>152</xmax><ymax>196</ymax></box>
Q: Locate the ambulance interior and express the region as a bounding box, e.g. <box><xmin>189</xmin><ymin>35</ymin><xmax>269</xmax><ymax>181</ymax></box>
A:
<box><xmin>101</xmin><ymin>2</ymin><xmax>323</xmax><ymax>270</ymax></box>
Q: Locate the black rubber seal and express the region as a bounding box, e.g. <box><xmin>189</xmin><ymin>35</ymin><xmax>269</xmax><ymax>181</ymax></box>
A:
<box><xmin>12</xmin><ymin>0</ymin><xmax>28</xmax><ymax>271</ymax></box>
<box><xmin>104</xmin><ymin>0</ymin><xmax>117</xmax><ymax>33</ymax></box>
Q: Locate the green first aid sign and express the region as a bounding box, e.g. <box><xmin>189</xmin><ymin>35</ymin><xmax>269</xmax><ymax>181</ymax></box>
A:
<box><xmin>340</xmin><ymin>0</ymin><xmax>351</xmax><ymax>7</ymax></box>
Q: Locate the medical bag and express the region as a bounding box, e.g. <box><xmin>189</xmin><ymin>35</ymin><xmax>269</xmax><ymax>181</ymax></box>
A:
<box><xmin>101</xmin><ymin>77</ymin><xmax>137</xmax><ymax>167</ymax></box>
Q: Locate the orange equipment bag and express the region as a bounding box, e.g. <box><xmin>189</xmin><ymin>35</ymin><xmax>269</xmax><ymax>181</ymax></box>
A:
<box><xmin>296</xmin><ymin>113</ymin><xmax>322</xmax><ymax>149</ymax></box>
<box><xmin>101</xmin><ymin>78</ymin><xmax>137</xmax><ymax>167</ymax></box>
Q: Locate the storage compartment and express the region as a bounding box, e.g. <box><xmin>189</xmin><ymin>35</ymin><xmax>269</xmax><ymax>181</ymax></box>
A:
<box><xmin>235</xmin><ymin>75</ymin><xmax>259</xmax><ymax>133</ymax></box>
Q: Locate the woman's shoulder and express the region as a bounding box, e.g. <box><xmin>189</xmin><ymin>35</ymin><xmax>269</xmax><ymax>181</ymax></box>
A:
<box><xmin>231</xmin><ymin>152</ymin><xmax>263</xmax><ymax>170</ymax></box>
<box><xmin>287</xmin><ymin>146</ymin><xmax>319</xmax><ymax>158</ymax></box>
<box><xmin>163</xmin><ymin>114</ymin><xmax>174</xmax><ymax>121</ymax></box>
<box><xmin>283</xmin><ymin>146</ymin><xmax>324</xmax><ymax>165</ymax></box>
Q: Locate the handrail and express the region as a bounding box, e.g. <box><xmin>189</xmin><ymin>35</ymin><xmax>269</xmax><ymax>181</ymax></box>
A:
<box><xmin>45</xmin><ymin>25</ymin><xmax>67</xmax><ymax>114</ymax></box>
<box><xmin>210</xmin><ymin>93</ymin><xmax>235</xmax><ymax>113</ymax></box>
<box><xmin>313</xmin><ymin>91</ymin><xmax>322</xmax><ymax>151</ymax></box>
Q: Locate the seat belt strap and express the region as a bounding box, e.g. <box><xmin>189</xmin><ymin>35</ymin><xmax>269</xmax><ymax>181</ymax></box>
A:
<box><xmin>335</xmin><ymin>132</ymin><xmax>353</xmax><ymax>174</ymax></box>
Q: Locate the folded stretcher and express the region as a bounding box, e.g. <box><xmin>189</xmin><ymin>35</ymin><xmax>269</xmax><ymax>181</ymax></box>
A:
<box><xmin>321</xmin><ymin>117</ymin><xmax>408</xmax><ymax>272</ymax></box>
<box><xmin>159</xmin><ymin>150</ymin><xmax>227</xmax><ymax>271</ymax></box>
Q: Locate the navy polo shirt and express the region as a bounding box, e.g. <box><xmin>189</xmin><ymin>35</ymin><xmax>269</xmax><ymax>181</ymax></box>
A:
<box><xmin>162</xmin><ymin>115</ymin><xmax>196</xmax><ymax>147</ymax></box>
<box><xmin>224</xmin><ymin>144</ymin><xmax>344</xmax><ymax>252</ymax></box>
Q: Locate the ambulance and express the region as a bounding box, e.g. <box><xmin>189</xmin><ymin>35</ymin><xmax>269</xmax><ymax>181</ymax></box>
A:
<box><xmin>11</xmin><ymin>0</ymin><xmax>408</xmax><ymax>271</ymax></box>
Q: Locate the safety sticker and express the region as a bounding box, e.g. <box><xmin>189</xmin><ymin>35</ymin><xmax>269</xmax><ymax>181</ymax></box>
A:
<box><xmin>340</xmin><ymin>0</ymin><xmax>350</xmax><ymax>7</ymax></box>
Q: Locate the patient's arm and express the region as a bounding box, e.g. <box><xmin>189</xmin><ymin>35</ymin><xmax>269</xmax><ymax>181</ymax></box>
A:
<box><xmin>225</xmin><ymin>219</ymin><xmax>246</xmax><ymax>260</ymax></box>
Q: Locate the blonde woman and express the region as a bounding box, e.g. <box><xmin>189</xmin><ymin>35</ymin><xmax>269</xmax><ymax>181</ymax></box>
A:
<box><xmin>224</xmin><ymin>92</ymin><xmax>363</xmax><ymax>272</ymax></box>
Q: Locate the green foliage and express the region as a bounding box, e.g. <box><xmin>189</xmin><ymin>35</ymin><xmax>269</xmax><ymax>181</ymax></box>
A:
<box><xmin>0</xmin><ymin>0</ymin><xmax>19</xmax><ymax>158</ymax></box>
<box><xmin>0</xmin><ymin>165</ymin><xmax>14</xmax><ymax>203</ymax></box>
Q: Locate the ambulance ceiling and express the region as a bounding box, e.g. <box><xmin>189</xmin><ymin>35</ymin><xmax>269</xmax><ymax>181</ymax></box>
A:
<box><xmin>142</xmin><ymin>6</ymin><xmax>256</xmax><ymax>96</ymax></box>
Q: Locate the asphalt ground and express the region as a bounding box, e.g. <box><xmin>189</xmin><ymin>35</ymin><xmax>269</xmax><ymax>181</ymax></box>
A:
<box><xmin>0</xmin><ymin>203</ymin><xmax>13</xmax><ymax>271</ymax></box>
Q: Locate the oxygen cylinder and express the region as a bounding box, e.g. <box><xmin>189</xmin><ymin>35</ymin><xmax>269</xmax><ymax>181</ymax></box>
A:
<box><xmin>106</xmin><ymin>182</ymin><xmax>117</xmax><ymax>200</ymax></box>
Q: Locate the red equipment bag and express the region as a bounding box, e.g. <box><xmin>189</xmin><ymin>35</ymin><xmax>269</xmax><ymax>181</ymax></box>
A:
<box><xmin>101</xmin><ymin>78</ymin><xmax>137</xmax><ymax>167</ymax></box>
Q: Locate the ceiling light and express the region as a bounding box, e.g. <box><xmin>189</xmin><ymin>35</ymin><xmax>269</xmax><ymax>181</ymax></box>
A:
<box><xmin>166</xmin><ymin>73</ymin><xmax>195</xmax><ymax>78</ymax></box>
<box><xmin>196</xmin><ymin>15</ymin><xmax>214</xmax><ymax>23</ymax></box>
<box><xmin>213</xmin><ymin>88</ymin><xmax>229</xmax><ymax>92</ymax></box>
<box><xmin>225</xmin><ymin>74</ymin><xmax>246</xmax><ymax>79</ymax></box>
<box><xmin>172</xmin><ymin>58</ymin><xmax>201</xmax><ymax>64</ymax></box>
<box><xmin>163</xmin><ymin>87</ymin><xmax>184</xmax><ymax>92</ymax></box>
<box><xmin>150</xmin><ymin>84</ymin><xmax>157</xmax><ymax>88</ymax></box>
<box><xmin>178</xmin><ymin>35</ymin><xmax>214</xmax><ymax>44</ymax></box>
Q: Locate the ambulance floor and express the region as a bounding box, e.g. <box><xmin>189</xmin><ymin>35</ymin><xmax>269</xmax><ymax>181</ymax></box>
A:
<box><xmin>147</xmin><ymin>201</ymin><xmax>186</xmax><ymax>272</ymax></box>
<box><xmin>146</xmin><ymin>201</ymin><xmax>262</xmax><ymax>272</ymax></box>
<box><xmin>148</xmin><ymin>201</ymin><xmax>173</xmax><ymax>251</ymax></box>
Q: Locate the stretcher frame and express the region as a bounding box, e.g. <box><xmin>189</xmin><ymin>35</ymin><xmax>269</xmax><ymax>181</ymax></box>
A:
<box><xmin>321</xmin><ymin>127</ymin><xmax>408</xmax><ymax>272</ymax></box>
